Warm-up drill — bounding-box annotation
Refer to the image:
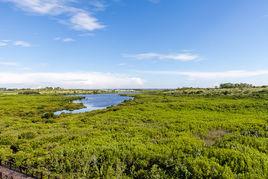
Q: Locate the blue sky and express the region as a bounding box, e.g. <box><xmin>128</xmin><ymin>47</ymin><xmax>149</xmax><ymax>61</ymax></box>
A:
<box><xmin>1</xmin><ymin>0</ymin><xmax>268</xmax><ymax>88</ymax></box>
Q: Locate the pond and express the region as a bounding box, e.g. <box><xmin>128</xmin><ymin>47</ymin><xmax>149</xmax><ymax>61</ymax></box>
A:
<box><xmin>54</xmin><ymin>94</ymin><xmax>133</xmax><ymax>115</ymax></box>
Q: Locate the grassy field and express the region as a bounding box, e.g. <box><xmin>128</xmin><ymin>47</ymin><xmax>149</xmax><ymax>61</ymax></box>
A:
<box><xmin>0</xmin><ymin>88</ymin><xmax>267</xmax><ymax>178</ymax></box>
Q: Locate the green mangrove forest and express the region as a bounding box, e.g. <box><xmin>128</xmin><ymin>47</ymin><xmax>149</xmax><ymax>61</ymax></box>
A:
<box><xmin>0</xmin><ymin>86</ymin><xmax>267</xmax><ymax>178</ymax></box>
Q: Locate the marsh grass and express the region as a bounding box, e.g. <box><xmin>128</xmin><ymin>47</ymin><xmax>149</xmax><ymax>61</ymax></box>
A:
<box><xmin>0</xmin><ymin>89</ymin><xmax>267</xmax><ymax>178</ymax></box>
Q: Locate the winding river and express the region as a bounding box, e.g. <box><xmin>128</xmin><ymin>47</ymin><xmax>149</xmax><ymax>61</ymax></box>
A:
<box><xmin>54</xmin><ymin>94</ymin><xmax>133</xmax><ymax>115</ymax></box>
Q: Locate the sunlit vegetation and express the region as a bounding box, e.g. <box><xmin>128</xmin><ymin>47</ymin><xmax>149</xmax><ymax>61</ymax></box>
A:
<box><xmin>219</xmin><ymin>83</ymin><xmax>254</xmax><ymax>89</ymax></box>
<box><xmin>0</xmin><ymin>87</ymin><xmax>139</xmax><ymax>95</ymax></box>
<box><xmin>0</xmin><ymin>87</ymin><xmax>267</xmax><ymax>178</ymax></box>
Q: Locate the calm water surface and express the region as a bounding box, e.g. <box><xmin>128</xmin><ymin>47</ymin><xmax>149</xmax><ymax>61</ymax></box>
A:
<box><xmin>54</xmin><ymin>94</ymin><xmax>133</xmax><ymax>115</ymax></box>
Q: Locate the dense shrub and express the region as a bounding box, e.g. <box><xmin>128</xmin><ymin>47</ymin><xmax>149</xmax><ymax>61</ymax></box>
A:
<box><xmin>219</xmin><ymin>83</ymin><xmax>253</xmax><ymax>89</ymax></box>
<box><xmin>0</xmin><ymin>90</ymin><xmax>267</xmax><ymax>178</ymax></box>
<box><xmin>18</xmin><ymin>91</ymin><xmax>40</xmax><ymax>95</ymax></box>
<box><xmin>41</xmin><ymin>112</ymin><xmax>55</xmax><ymax>119</ymax></box>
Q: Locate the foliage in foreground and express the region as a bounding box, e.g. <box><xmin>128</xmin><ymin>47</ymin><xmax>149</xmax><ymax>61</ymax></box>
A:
<box><xmin>0</xmin><ymin>89</ymin><xmax>267</xmax><ymax>178</ymax></box>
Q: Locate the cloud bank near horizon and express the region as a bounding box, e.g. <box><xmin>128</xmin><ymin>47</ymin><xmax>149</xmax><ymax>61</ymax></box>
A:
<box><xmin>1</xmin><ymin>70</ymin><xmax>268</xmax><ymax>89</ymax></box>
<box><xmin>136</xmin><ymin>70</ymin><xmax>268</xmax><ymax>88</ymax></box>
<box><xmin>141</xmin><ymin>70</ymin><xmax>268</xmax><ymax>79</ymax></box>
<box><xmin>0</xmin><ymin>72</ymin><xmax>144</xmax><ymax>89</ymax></box>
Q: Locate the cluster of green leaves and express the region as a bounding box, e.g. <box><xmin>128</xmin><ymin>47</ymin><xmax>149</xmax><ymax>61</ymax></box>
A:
<box><xmin>0</xmin><ymin>90</ymin><xmax>267</xmax><ymax>178</ymax></box>
<box><xmin>219</xmin><ymin>83</ymin><xmax>253</xmax><ymax>89</ymax></box>
<box><xmin>165</xmin><ymin>86</ymin><xmax>268</xmax><ymax>99</ymax></box>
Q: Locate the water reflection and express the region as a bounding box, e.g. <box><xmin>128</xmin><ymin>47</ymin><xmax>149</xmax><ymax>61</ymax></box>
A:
<box><xmin>54</xmin><ymin>94</ymin><xmax>133</xmax><ymax>115</ymax></box>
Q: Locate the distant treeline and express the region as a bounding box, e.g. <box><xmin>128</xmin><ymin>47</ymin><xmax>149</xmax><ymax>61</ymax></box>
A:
<box><xmin>175</xmin><ymin>83</ymin><xmax>268</xmax><ymax>90</ymax></box>
<box><xmin>1</xmin><ymin>83</ymin><xmax>268</xmax><ymax>92</ymax></box>
<box><xmin>18</xmin><ymin>91</ymin><xmax>41</xmax><ymax>95</ymax></box>
<box><xmin>219</xmin><ymin>83</ymin><xmax>254</xmax><ymax>89</ymax></box>
<box><xmin>0</xmin><ymin>87</ymin><xmax>140</xmax><ymax>95</ymax></box>
<box><xmin>0</xmin><ymin>87</ymin><xmax>63</xmax><ymax>91</ymax></box>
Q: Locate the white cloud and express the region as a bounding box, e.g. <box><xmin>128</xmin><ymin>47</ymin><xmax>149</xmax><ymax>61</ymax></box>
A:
<box><xmin>14</xmin><ymin>40</ymin><xmax>31</xmax><ymax>47</ymax></box>
<box><xmin>2</xmin><ymin>0</ymin><xmax>105</xmax><ymax>32</ymax></box>
<box><xmin>0</xmin><ymin>72</ymin><xmax>144</xmax><ymax>89</ymax></box>
<box><xmin>62</xmin><ymin>38</ymin><xmax>75</xmax><ymax>42</ymax></box>
<box><xmin>88</xmin><ymin>0</ymin><xmax>106</xmax><ymax>11</ymax></box>
<box><xmin>118</xmin><ymin>63</ymin><xmax>127</xmax><ymax>66</ymax></box>
<box><xmin>54</xmin><ymin>37</ymin><xmax>75</xmax><ymax>42</ymax></box>
<box><xmin>4</xmin><ymin>0</ymin><xmax>63</xmax><ymax>14</ymax></box>
<box><xmin>0</xmin><ymin>60</ymin><xmax>32</xmax><ymax>71</ymax></box>
<box><xmin>0</xmin><ymin>42</ymin><xmax>8</xmax><ymax>47</ymax></box>
<box><xmin>140</xmin><ymin>70</ymin><xmax>268</xmax><ymax>79</ymax></box>
<box><xmin>0</xmin><ymin>40</ymin><xmax>32</xmax><ymax>47</ymax></box>
<box><xmin>1</xmin><ymin>40</ymin><xmax>11</xmax><ymax>42</ymax></box>
<box><xmin>0</xmin><ymin>40</ymin><xmax>11</xmax><ymax>47</ymax></box>
<box><xmin>70</xmin><ymin>12</ymin><xmax>105</xmax><ymax>31</ymax></box>
<box><xmin>0</xmin><ymin>61</ymin><xmax>19</xmax><ymax>66</ymax></box>
<box><xmin>124</xmin><ymin>52</ymin><xmax>199</xmax><ymax>62</ymax></box>
<box><xmin>178</xmin><ymin>70</ymin><xmax>268</xmax><ymax>79</ymax></box>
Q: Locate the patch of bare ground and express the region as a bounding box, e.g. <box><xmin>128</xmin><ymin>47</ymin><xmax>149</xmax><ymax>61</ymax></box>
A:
<box><xmin>0</xmin><ymin>166</ymin><xmax>33</xmax><ymax>179</ymax></box>
<box><xmin>203</xmin><ymin>129</ymin><xmax>229</xmax><ymax>146</ymax></box>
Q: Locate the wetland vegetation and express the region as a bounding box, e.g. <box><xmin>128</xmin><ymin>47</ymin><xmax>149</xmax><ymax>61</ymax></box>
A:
<box><xmin>0</xmin><ymin>85</ymin><xmax>267</xmax><ymax>178</ymax></box>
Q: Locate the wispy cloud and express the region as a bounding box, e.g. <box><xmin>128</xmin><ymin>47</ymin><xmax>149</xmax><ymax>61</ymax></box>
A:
<box><xmin>178</xmin><ymin>70</ymin><xmax>268</xmax><ymax>79</ymax></box>
<box><xmin>123</xmin><ymin>52</ymin><xmax>199</xmax><ymax>62</ymax></box>
<box><xmin>54</xmin><ymin>37</ymin><xmax>75</xmax><ymax>42</ymax></box>
<box><xmin>2</xmin><ymin>0</ymin><xmax>105</xmax><ymax>32</ymax></box>
<box><xmin>14</xmin><ymin>40</ymin><xmax>31</xmax><ymax>47</ymax></box>
<box><xmin>140</xmin><ymin>70</ymin><xmax>268</xmax><ymax>79</ymax></box>
<box><xmin>0</xmin><ymin>41</ymin><xmax>8</xmax><ymax>47</ymax></box>
<box><xmin>0</xmin><ymin>60</ymin><xmax>33</xmax><ymax>71</ymax></box>
<box><xmin>118</xmin><ymin>63</ymin><xmax>127</xmax><ymax>66</ymax></box>
<box><xmin>88</xmin><ymin>0</ymin><xmax>106</xmax><ymax>11</ymax></box>
<box><xmin>62</xmin><ymin>38</ymin><xmax>75</xmax><ymax>42</ymax></box>
<box><xmin>0</xmin><ymin>72</ymin><xmax>144</xmax><ymax>89</ymax></box>
<box><xmin>0</xmin><ymin>40</ymin><xmax>31</xmax><ymax>47</ymax></box>
<box><xmin>0</xmin><ymin>61</ymin><xmax>19</xmax><ymax>66</ymax></box>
